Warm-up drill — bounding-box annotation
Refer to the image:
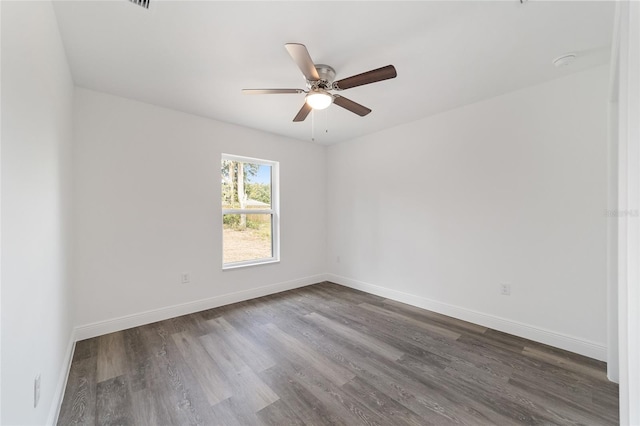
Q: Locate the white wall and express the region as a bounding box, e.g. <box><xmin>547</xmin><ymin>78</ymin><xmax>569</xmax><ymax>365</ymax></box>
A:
<box><xmin>73</xmin><ymin>88</ymin><xmax>326</xmax><ymax>331</ymax></box>
<box><xmin>327</xmin><ymin>66</ymin><xmax>610</xmax><ymax>360</ymax></box>
<box><xmin>1</xmin><ymin>1</ymin><xmax>75</xmax><ymax>425</ymax></box>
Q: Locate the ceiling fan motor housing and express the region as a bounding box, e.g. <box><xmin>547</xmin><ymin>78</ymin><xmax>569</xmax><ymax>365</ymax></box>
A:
<box><xmin>309</xmin><ymin>64</ymin><xmax>336</xmax><ymax>90</ymax></box>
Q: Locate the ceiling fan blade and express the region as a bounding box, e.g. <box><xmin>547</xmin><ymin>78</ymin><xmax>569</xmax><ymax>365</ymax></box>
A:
<box><xmin>293</xmin><ymin>102</ymin><xmax>313</xmax><ymax>122</ymax></box>
<box><xmin>333</xmin><ymin>65</ymin><xmax>397</xmax><ymax>91</ymax></box>
<box><xmin>242</xmin><ymin>89</ymin><xmax>304</xmax><ymax>95</ymax></box>
<box><xmin>332</xmin><ymin>95</ymin><xmax>372</xmax><ymax>117</ymax></box>
<box><xmin>285</xmin><ymin>43</ymin><xmax>320</xmax><ymax>81</ymax></box>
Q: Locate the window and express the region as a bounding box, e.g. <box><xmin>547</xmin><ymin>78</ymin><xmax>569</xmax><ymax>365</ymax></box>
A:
<box><xmin>221</xmin><ymin>154</ymin><xmax>279</xmax><ymax>268</ymax></box>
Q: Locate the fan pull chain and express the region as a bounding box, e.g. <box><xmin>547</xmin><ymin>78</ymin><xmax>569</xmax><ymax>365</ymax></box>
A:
<box><xmin>325</xmin><ymin>108</ymin><xmax>329</xmax><ymax>134</ymax></box>
<box><xmin>311</xmin><ymin>109</ymin><xmax>315</xmax><ymax>142</ymax></box>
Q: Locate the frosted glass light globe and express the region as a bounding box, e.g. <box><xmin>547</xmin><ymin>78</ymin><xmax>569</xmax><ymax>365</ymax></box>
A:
<box><xmin>305</xmin><ymin>90</ymin><xmax>332</xmax><ymax>110</ymax></box>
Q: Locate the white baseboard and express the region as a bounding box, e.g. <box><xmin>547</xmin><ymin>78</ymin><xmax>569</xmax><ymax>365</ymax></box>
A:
<box><xmin>327</xmin><ymin>273</ymin><xmax>607</xmax><ymax>361</ymax></box>
<box><xmin>74</xmin><ymin>274</ymin><xmax>327</xmax><ymax>341</ymax></box>
<box><xmin>47</xmin><ymin>331</ymin><xmax>76</xmax><ymax>426</ymax></box>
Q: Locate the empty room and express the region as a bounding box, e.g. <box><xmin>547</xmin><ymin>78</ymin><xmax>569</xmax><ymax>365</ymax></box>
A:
<box><xmin>2</xmin><ymin>0</ymin><xmax>639</xmax><ymax>425</ymax></box>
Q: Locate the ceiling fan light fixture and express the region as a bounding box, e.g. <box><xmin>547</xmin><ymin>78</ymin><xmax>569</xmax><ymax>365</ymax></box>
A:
<box><xmin>243</xmin><ymin>43</ymin><xmax>397</xmax><ymax>122</ymax></box>
<box><xmin>305</xmin><ymin>90</ymin><xmax>333</xmax><ymax>110</ymax></box>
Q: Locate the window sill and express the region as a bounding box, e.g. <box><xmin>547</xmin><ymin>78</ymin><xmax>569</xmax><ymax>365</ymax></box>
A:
<box><xmin>222</xmin><ymin>258</ymin><xmax>280</xmax><ymax>270</ymax></box>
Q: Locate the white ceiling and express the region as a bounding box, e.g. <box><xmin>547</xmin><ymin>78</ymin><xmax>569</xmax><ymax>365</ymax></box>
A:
<box><xmin>52</xmin><ymin>1</ymin><xmax>615</xmax><ymax>144</ymax></box>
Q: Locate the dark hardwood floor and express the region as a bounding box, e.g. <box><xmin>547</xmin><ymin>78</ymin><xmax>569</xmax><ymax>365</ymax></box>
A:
<box><xmin>58</xmin><ymin>282</ymin><xmax>619</xmax><ymax>425</ymax></box>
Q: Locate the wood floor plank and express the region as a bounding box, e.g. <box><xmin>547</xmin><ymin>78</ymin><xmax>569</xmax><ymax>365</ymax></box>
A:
<box><xmin>272</xmin><ymin>314</ymin><xmax>374</xmax><ymax>375</ymax></box>
<box><xmin>59</xmin><ymin>282</ymin><xmax>619</xmax><ymax>426</ymax></box>
<box><xmin>508</xmin><ymin>376</ymin><xmax>618</xmax><ymax>425</ymax></box>
<box><xmin>280</xmin><ymin>313</ymin><xmax>505</xmax><ymax>425</ymax></box>
<box><xmin>296</xmin><ymin>300</ymin><xmax>560</xmax><ymax>424</ymax></box>
<box><xmin>280</xmin><ymin>359</ymin><xmax>386</xmax><ymax>426</ymax></box>
<box><xmin>143</xmin><ymin>324</ymin><xmax>220</xmax><ymax>425</ymax></box>
<box><xmin>341</xmin><ymin>376</ymin><xmax>427</xmax><ymax>426</ymax></box>
<box><xmin>302</xmin><ymin>303</ymin><xmax>457</xmax><ymax>367</ymax></box>
<box><xmin>210</xmin><ymin>397</ymin><xmax>262</xmax><ymax>425</ymax></box>
<box><xmin>129</xmin><ymin>387</ymin><xmax>173</xmax><ymax>426</ymax></box>
<box><xmin>256</xmin><ymin>398</ymin><xmax>306</xmax><ymax>426</ymax></box>
<box><xmin>299</xmin><ymin>291</ymin><xmax>457</xmax><ymax>350</ymax></box>
<box><xmin>316</xmin><ymin>281</ymin><xmax>386</xmax><ymax>305</ymax></box>
<box><xmin>205</xmin><ymin>316</ymin><xmax>276</xmax><ymax>372</ymax></box>
<box><xmin>163</xmin><ymin>312</ymin><xmax>208</xmax><ymax>335</ymax></box>
<box><xmin>304</xmin><ymin>312</ymin><xmax>405</xmax><ymax>361</ymax></box>
<box><xmin>521</xmin><ymin>345</ymin><xmax>609</xmax><ymax>381</ymax></box>
<box><xmin>200</xmin><ymin>331</ymin><xmax>279</xmax><ymax>412</ymax></box>
<box><xmin>259</xmin><ymin>365</ymin><xmax>343</xmax><ymax>425</ymax></box>
<box><xmin>592</xmin><ymin>383</ymin><xmax>620</xmax><ymax>412</ymax></box>
<box><xmin>57</xmin><ymin>355</ymin><xmax>97</xmax><ymax>425</ymax></box>
<box><xmin>96</xmin><ymin>332</ymin><xmax>127</xmax><ymax>383</ymax></box>
<box><xmin>437</xmin><ymin>357</ymin><xmax>587</xmax><ymax>425</ymax></box>
<box><xmin>72</xmin><ymin>338</ymin><xmax>98</xmax><ymax>362</ymax></box>
<box><xmin>358</xmin><ymin>350</ymin><xmax>513</xmax><ymax>425</ymax></box>
<box><xmin>171</xmin><ymin>331</ymin><xmax>232</xmax><ymax>406</ymax></box>
<box><xmin>358</xmin><ymin>302</ymin><xmax>462</xmax><ymax>340</ymax></box>
<box><xmin>261</xmin><ymin>322</ymin><xmax>356</xmax><ymax>386</ymax></box>
<box><xmin>380</xmin><ymin>297</ymin><xmax>489</xmax><ymax>335</ymax></box>
<box><xmin>122</xmin><ymin>327</ymin><xmax>152</xmax><ymax>393</ymax></box>
<box><xmin>95</xmin><ymin>375</ymin><xmax>134</xmax><ymax>425</ymax></box>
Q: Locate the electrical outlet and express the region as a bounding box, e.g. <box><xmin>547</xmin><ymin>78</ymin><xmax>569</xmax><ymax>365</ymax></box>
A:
<box><xmin>500</xmin><ymin>284</ymin><xmax>511</xmax><ymax>296</ymax></box>
<box><xmin>34</xmin><ymin>374</ymin><xmax>41</xmax><ymax>408</ymax></box>
<box><xmin>181</xmin><ymin>273</ymin><xmax>190</xmax><ymax>284</ymax></box>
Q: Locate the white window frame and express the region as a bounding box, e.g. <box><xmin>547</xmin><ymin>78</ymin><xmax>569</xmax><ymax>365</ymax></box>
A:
<box><xmin>221</xmin><ymin>153</ymin><xmax>280</xmax><ymax>269</ymax></box>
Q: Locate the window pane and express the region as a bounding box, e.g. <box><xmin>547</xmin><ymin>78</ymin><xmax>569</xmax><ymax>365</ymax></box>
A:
<box><xmin>222</xmin><ymin>213</ymin><xmax>272</xmax><ymax>264</ymax></box>
<box><xmin>221</xmin><ymin>160</ymin><xmax>271</xmax><ymax>209</ymax></box>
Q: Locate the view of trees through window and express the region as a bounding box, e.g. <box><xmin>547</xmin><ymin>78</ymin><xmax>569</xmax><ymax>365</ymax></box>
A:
<box><xmin>221</xmin><ymin>157</ymin><xmax>276</xmax><ymax>266</ymax></box>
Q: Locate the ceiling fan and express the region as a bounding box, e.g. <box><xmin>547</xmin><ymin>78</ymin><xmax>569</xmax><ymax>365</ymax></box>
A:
<box><xmin>242</xmin><ymin>43</ymin><xmax>397</xmax><ymax>122</ymax></box>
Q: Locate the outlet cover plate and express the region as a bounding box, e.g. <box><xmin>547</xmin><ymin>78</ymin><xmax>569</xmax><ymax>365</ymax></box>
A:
<box><xmin>500</xmin><ymin>284</ymin><xmax>511</xmax><ymax>296</ymax></box>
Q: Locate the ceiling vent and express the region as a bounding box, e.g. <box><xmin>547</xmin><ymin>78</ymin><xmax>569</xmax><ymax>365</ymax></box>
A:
<box><xmin>128</xmin><ymin>0</ymin><xmax>150</xmax><ymax>9</ymax></box>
